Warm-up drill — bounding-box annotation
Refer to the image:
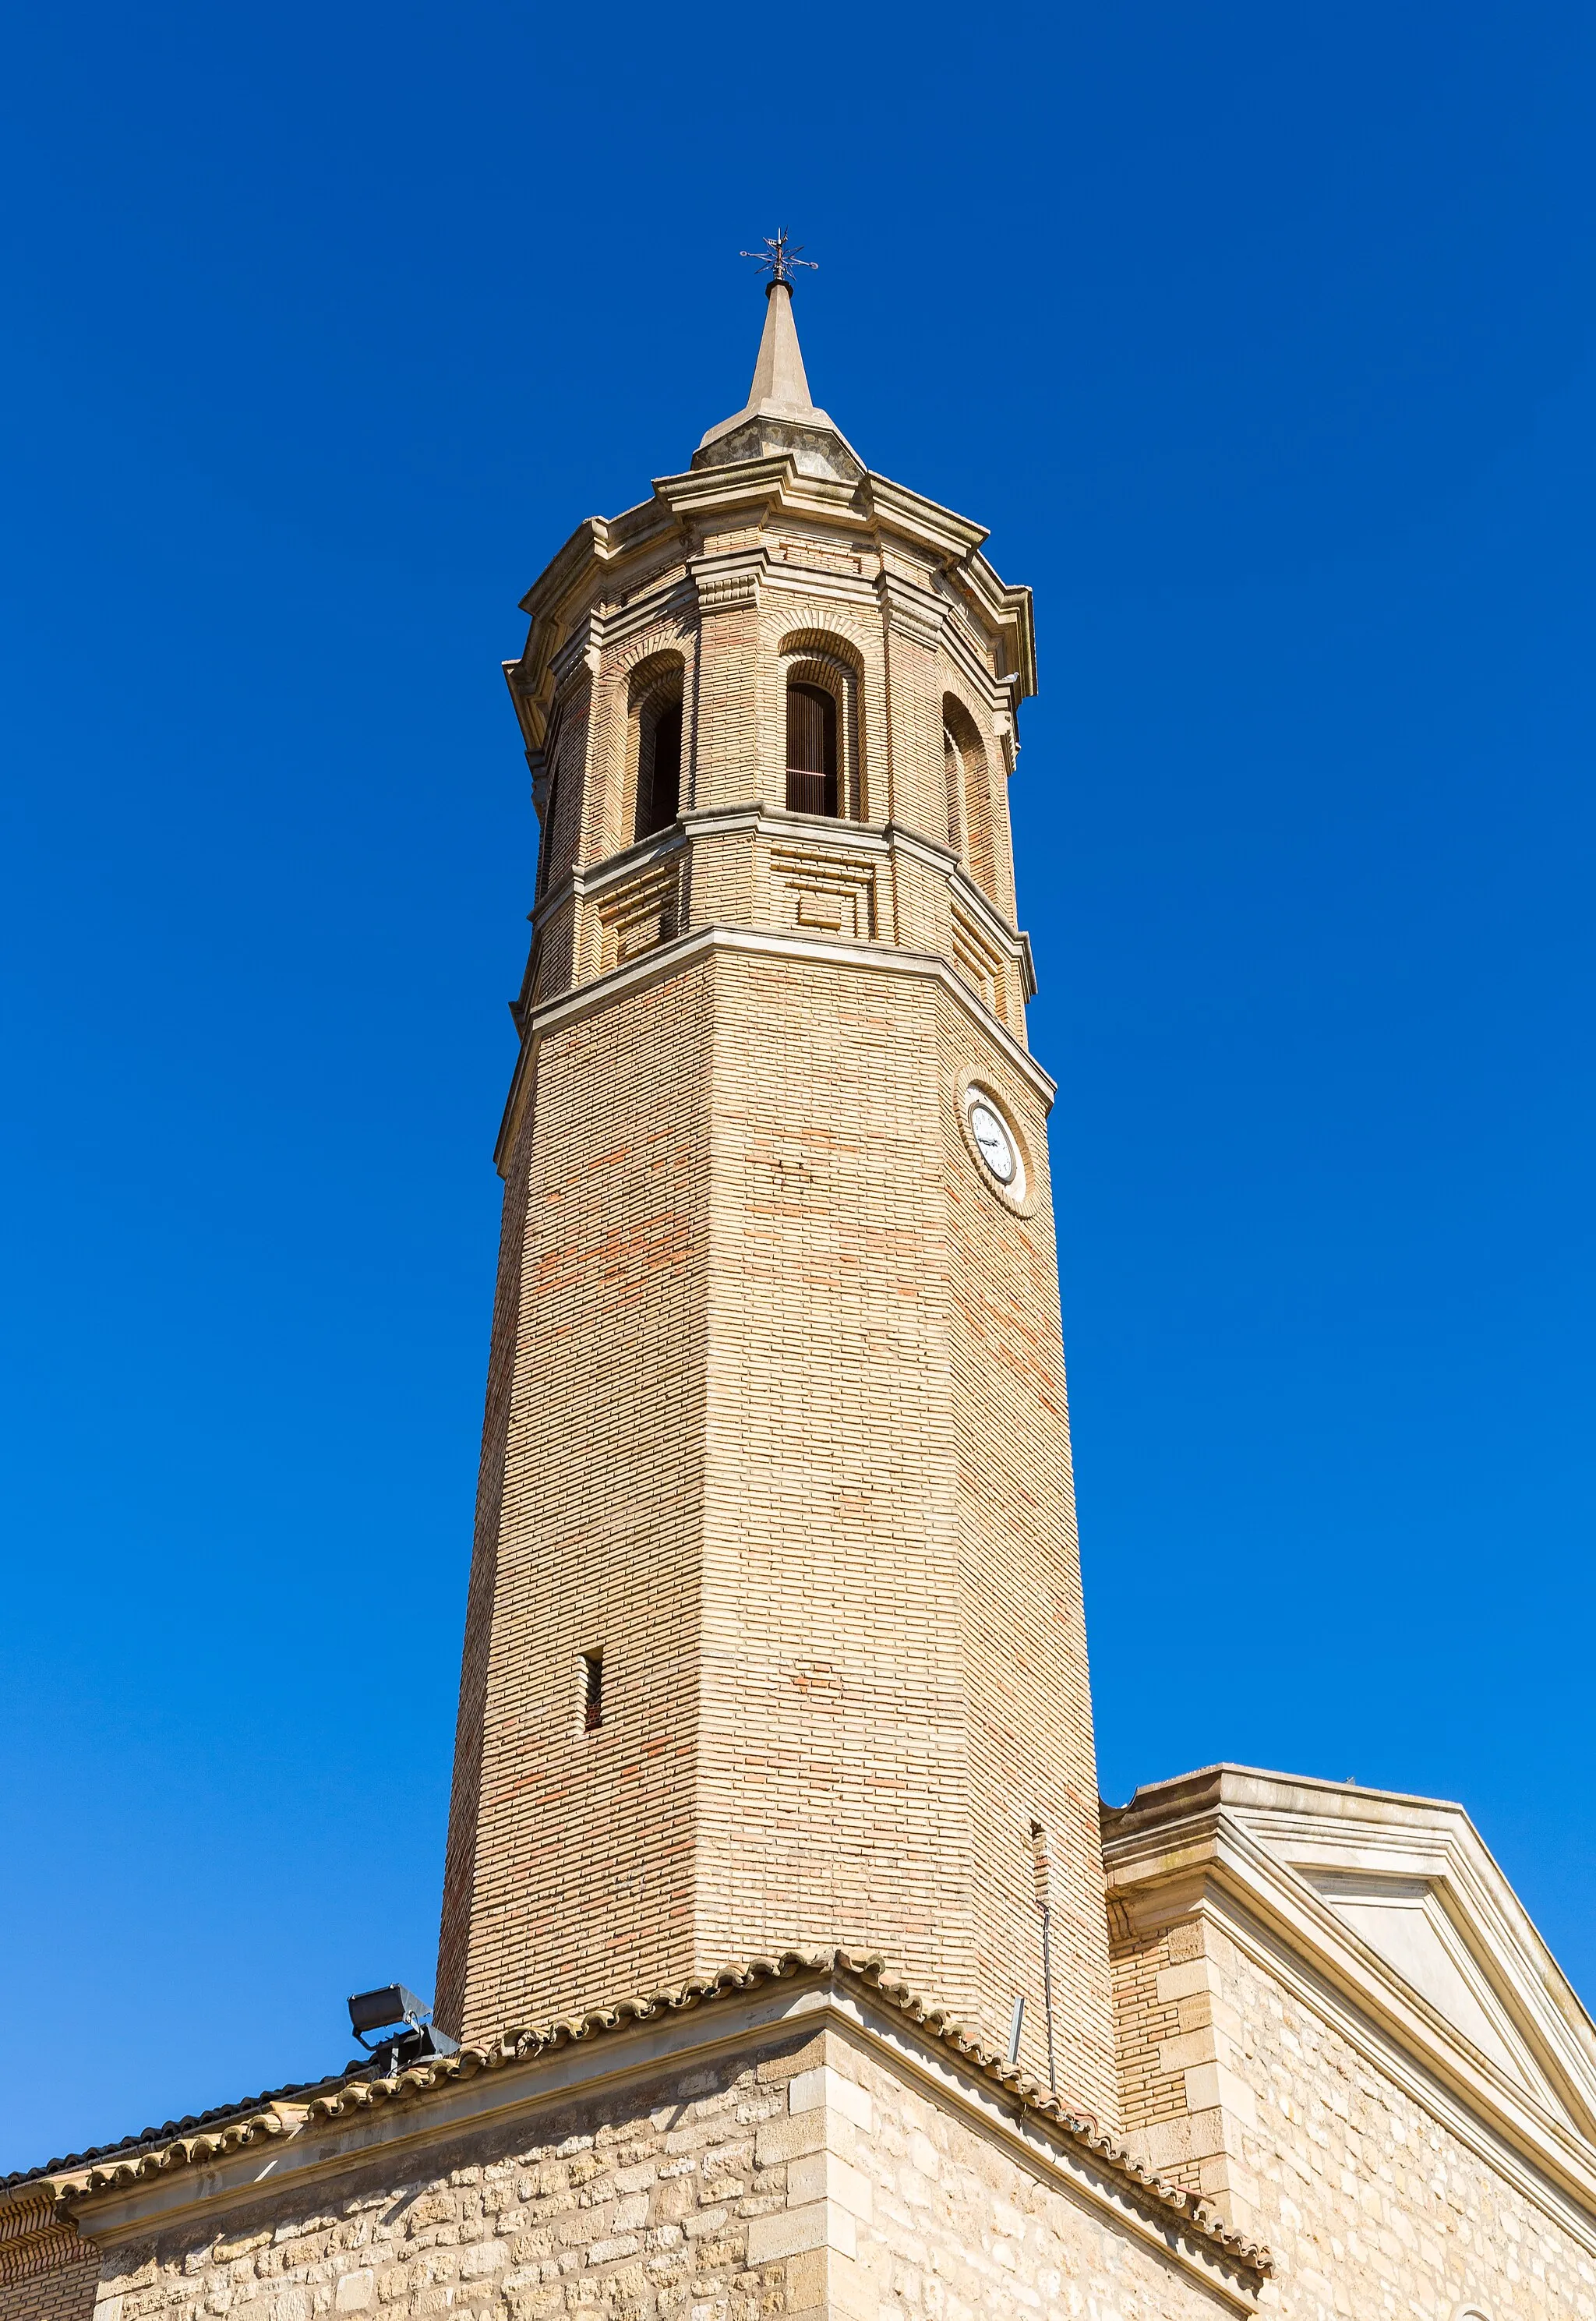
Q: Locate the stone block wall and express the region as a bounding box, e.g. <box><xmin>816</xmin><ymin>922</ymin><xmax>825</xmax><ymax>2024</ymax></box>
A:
<box><xmin>828</xmin><ymin>2029</ymin><xmax>1245</xmax><ymax>2321</ymax></box>
<box><xmin>85</xmin><ymin>2039</ymin><xmax>823</xmax><ymax>2321</ymax></box>
<box><xmin>1111</xmin><ymin>1906</ymin><xmax>1596</xmax><ymax>2321</ymax></box>
<box><xmin>53</xmin><ymin>2014</ymin><xmax>1252</xmax><ymax>2321</ymax></box>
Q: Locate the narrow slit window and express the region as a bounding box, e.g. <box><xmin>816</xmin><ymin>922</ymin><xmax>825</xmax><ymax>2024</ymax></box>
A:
<box><xmin>786</xmin><ymin>681</ymin><xmax>839</xmax><ymax>817</ymax></box>
<box><xmin>1029</xmin><ymin>1819</ymin><xmax>1052</xmax><ymax>1908</ymax></box>
<box><xmin>581</xmin><ymin>1648</ymin><xmax>604</xmax><ymax>1733</ymax></box>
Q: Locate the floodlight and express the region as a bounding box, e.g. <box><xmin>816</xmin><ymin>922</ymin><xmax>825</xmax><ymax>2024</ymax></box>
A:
<box><xmin>345</xmin><ymin>1981</ymin><xmax>459</xmax><ymax>2075</ymax></box>
<box><xmin>348</xmin><ymin>1984</ymin><xmax>426</xmax><ymax>2039</ymax></box>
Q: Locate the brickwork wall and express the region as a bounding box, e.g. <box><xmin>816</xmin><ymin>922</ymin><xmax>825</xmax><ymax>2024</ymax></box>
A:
<box><xmin>937</xmin><ymin>698</ymin><xmax>989</xmax><ymax>914</ymax></box>
<box><xmin>1</xmin><ymin>2213</ymin><xmax>101</xmax><ymax>2321</ymax></box>
<box><xmin>443</xmin><ymin>937</ymin><xmax>1114</xmax><ymax>2111</ymax></box>
<box><xmin>691</xmin><ymin>596</ymin><xmax>762</xmax><ymax>812</ymax></box>
<box><xmin>589</xmin><ymin>620</ymin><xmax>695</xmax><ymax>860</ymax></box>
<box><xmin>442</xmin><ymin>960</ymin><xmax>717</xmax><ymax>2042</ymax></box>
<box><xmin>759</xmin><ymin>593</ymin><xmax>887</xmax><ymax>829</ymax></box>
<box><xmin>520</xmin><ymin>517</ymin><xmax>1026</xmax><ymax>1022</ymax></box>
<box><xmin>436</xmin><ymin>1091</ymin><xmax>539</xmax><ymax>2039</ymax></box>
<box><xmin>692</xmin><ymin>949</ymin><xmax>982</xmax><ymax>2019</ymax></box>
<box><xmin>538</xmin><ymin>691</ymin><xmax>591</xmax><ymax>899</ymax></box>
<box><xmin>934</xmin><ymin>990</ymin><xmax>1117</xmax><ymax>2122</ymax></box>
<box><xmin>880</xmin><ymin>611</ymin><xmax>947</xmax><ymax>851</ymax></box>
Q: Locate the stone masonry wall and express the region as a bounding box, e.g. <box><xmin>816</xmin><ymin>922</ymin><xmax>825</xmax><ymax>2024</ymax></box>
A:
<box><xmin>1110</xmin><ymin>1917</ymin><xmax>1209</xmax><ymax>2198</ymax></box>
<box><xmin>70</xmin><ymin>2026</ymin><xmax>1245</xmax><ymax>2321</ymax></box>
<box><xmin>87</xmin><ymin>2038</ymin><xmax>825</xmax><ymax>2321</ymax></box>
<box><xmin>830</xmin><ymin>2027</ymin><xmax>1242</xmax><ymax>2321</ymax></box>
<box><xmin>1114</xmin><ymin>1907</ymin><xmax>1596</xmax><ymax>2321</ymax></box>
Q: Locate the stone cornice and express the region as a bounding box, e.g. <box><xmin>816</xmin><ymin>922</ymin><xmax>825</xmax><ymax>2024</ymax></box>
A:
<box><xmin>937</xmin><ymin>601</ymin><xmax>1019</xmax><ymax>724</ymax></box>
<box><xmin>496</xmin><ymin>915</ymin><xmax>1054</xmax><ymax>1175</ymax></box>
<box><xmin>510</xmin><ymin>450</ymin><xmax>1038</xmax><ymax>751</ymax></box>
<box><xmin>1102</xmin><ymin>1768</ymin><xmax>1596</xmax><ymax>2249</ymax></box>
<box><xmin>689</xmin><ymin>547</ymin><xmax>764</xmax><ymax>615</ymax></box>
<box><xmin>30</xmin><ymin>1954</ymin><xmax>1267</xmax><ymax>2302</ymax></box>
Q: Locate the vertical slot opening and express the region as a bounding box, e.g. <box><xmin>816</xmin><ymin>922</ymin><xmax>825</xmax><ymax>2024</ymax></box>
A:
<box><xmin>1029</xmin><ymin>1818</ymin><xmax>1052</xmax><ymax>1908</ymax></box>
<box><xmin>581</xmin><ymin>1648</ymin><xmax>604</xmax><ymax>1733</ymax></box>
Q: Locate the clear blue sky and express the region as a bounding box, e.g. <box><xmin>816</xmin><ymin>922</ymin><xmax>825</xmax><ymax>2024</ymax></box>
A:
<box><xmin>2</xmin><ymin>0</ymin><xmax>1593</xmax><ymax>2175</ymax></box>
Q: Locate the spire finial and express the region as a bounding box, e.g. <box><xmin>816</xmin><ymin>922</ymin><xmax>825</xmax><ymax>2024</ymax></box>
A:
<box><xmin>739</xmin><ymin>229</ymin><xmax>818</xmax><ymax>290</ymax></box>
<box><xmin>696</xmin><ymin>232</ymin><xmax>859</xmax><ymax>475</ymax></box>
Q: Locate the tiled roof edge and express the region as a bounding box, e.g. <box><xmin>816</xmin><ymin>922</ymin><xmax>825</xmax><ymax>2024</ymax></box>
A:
<box><xmin>2</xmin><ymin>2076</ymin><xmax>353</xmax><ymax>2195</ymax></box>
<box><xmin>22</xmin><ymin>1950</ymin><xmax>1272</xmax><ymax>2278</ymax></box>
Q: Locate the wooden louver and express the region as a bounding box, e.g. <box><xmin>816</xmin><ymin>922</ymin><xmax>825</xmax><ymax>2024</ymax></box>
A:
<box><xmin>786</xmin><ymin>681</ymin><xmax>839</xmax><ymax>817</ymax></box>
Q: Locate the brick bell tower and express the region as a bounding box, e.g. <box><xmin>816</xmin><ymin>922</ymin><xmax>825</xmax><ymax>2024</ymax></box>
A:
<box><xmin>435</xmin><ymin>250</ymin><xmax>1118</xmax><ymax>2125</ymax></box>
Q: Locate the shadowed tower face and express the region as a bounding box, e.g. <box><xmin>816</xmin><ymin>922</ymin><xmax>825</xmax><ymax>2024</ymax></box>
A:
<box><xmin>434</xmin><ymin>270</ymin><xmax>1118</xmax><ymax>2124</ymax></box>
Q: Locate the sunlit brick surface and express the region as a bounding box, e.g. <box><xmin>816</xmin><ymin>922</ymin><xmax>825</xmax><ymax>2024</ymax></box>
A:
<box><xmin>434</xmin><ymin>430</ymin><xmax>1117</xmax><ymax>2119</ymax></box>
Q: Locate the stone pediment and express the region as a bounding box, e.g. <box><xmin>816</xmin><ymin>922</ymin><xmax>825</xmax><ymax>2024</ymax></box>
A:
<box><xmin>1298</xmin><ymin>1867</ymin><xmax>1551</xmax><ymax>2095</ymax></box>
<box><xmin>1242</xmin><ymin>1782</ymin><xmax>1596</xmax><ymax>2141</ymax></box>
<box><xmin>1103</xmin><ymin>1766</ymin><xmax>1596</xmax><ymax>2182</ymax></box>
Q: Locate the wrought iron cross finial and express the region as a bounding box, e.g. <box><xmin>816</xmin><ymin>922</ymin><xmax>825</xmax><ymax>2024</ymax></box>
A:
<box><xmin>740</xmin><ymin>228</ymin><xmax>817</xmax><ymax>287</ymax></box>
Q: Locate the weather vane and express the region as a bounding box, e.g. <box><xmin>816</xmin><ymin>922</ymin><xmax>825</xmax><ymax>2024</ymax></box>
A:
<box><xmin>740</xmin><ymin>229</ymin><xmax>817</xmax><ymax>287</ymax></box>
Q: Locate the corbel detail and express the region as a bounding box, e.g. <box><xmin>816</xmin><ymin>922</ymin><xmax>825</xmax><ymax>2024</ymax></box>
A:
<box><xmin>550</xmin><ymin>612</ymin><xmax>604</xmax><ymax>687</ymax></box>
<box><xmin>690</xmin><ymin>549</ymin><xmax>766</xmax><ymax>616</ymax></box>
<box><xmin>877</xmin><ymin>573</ymin><xmax>948</xmax><ymax>652</ymax></box>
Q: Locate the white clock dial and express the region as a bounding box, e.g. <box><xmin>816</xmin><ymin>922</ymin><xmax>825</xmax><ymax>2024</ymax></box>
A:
<box><xmin>968</xmin><ymin>1100</ymin><xmax>1017</xmax><ymax>1185</ymax></box>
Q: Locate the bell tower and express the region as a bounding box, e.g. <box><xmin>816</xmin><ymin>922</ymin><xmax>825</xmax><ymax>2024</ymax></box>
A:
<box><xmin>435</xmin><ymin>256</ymin><xmax>1118</xmax><ymax>2125</ymax></box>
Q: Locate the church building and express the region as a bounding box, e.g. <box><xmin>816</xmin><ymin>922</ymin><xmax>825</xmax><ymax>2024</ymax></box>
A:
<box><xmin>5</xmin><ymin>253</ymin><xmax>1595</xmax><ymax>2321</ymax></box>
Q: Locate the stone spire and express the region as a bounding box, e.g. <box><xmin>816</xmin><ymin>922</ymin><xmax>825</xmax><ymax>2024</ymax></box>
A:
<box><xmin>740</xmin><ymin>277</ymin><xmax>816</xmax><ymax>418</ymax></box>
<box><xmin>694</xmin><ymin>270</ymin><xmax>861</xmax><ymax>481</ymax></box>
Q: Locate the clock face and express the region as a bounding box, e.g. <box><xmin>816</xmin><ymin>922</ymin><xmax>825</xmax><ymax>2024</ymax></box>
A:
<box><xmin>967</xmin><ymin>1097</ymin><xmax>1018</xmax><ymax>1188</ymax></box>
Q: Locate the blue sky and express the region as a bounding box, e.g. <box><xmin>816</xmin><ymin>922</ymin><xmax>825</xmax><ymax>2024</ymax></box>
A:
<box><xmin>2</xmin><ymin>0</ymin><xmax>1593</xmax><ymax>2173</ymax></box>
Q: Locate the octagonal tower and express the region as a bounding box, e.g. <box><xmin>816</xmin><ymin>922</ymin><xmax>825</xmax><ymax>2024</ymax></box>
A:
<box><xmin>435</xmin><ymin>274</ymin><xmax>1117</xmax><ymax>2125</ymax></box>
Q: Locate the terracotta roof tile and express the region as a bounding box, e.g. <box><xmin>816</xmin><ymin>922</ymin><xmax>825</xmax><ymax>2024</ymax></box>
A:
<box><xmin>12</xmin><ymin>1950</ymin><xmax>1271</xmax><ymax>2278</ymax></box>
